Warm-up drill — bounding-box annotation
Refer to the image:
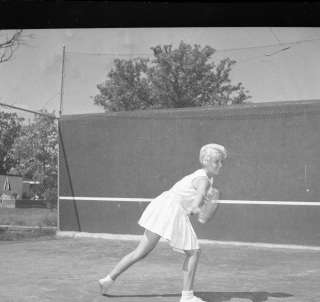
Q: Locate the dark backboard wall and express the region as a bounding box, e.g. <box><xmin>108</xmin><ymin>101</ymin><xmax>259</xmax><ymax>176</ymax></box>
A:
<box><xmin>58</xmin><ymin>100</ymin><xmax>320</xmax><ymax>245</ymax></box>
<box><xmin>59</xmin><ymin>100</ymin><xmax>320</xmax><ymax>202</ymax></box>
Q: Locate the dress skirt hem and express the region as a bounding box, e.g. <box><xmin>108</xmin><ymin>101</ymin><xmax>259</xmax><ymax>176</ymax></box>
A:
<box><xmin>138</xmin><ymin>191</ymin><xmax>200</xmax><ymax>253</ymax></box>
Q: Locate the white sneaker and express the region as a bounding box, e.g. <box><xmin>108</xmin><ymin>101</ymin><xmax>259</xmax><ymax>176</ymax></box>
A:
<box><xmin>180</xmin><ymin>295</ymin><xmax>207</xmax><ymax>302</ymax></box>
<box><xmin>98</xmin><ymin>276</ymin><xmax>114</xmax><ymax>295</ymax></box>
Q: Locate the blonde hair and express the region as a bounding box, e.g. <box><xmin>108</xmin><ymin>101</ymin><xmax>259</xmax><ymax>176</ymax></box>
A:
<box><xmin>199</xmin><ymin>143</ymin><xmax>227</xmax><ymax>166</ymax></box>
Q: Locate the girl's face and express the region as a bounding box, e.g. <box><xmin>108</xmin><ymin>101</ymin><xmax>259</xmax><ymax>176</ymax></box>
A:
<box><xmin>205</xmin><ymin>155</ymin><xmax>224</xmax><ymax>176</ymax></box>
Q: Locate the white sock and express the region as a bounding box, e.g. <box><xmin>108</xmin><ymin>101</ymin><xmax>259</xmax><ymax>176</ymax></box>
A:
<box><xmin>181</xmin><ymin>290</ymin><xmax>194</xmax><ymax>299</ymax></box>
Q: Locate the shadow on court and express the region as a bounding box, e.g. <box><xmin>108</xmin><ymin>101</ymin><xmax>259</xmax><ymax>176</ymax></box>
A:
<box><xmin>105</xmin><ymin>291</ymin><xmax>293</xmax><ymax>301</ymax></box>
<box><xmin>198</xmin><ymin>291</ymin><xmax>293</xmax><ymax>302</ymax></box>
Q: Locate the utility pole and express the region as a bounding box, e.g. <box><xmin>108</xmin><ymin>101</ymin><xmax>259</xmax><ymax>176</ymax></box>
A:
<box><xmin>59</xmin><ymin>46</ymin><xmax>66</xmax><ymax>117</ymax></box>
<box><xmin>57</xmin><ymin>45</ymin><xmax>66</xmax><ymax>231</ymax></box>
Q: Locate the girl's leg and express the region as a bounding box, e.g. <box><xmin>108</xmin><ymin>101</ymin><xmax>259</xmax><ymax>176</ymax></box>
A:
<box><xmin>182</xmin><ymin>249</ymin><xmax>201</xmax><ymax>291</ymax></box>
<box><xmin>108</xmin><ymin>229</ymin><xmax>160</xmax><ymax>280</ymax></box>
<box><xmin>180</xmin><ymin>249</ymin><xmax>206</xmax><ymax>302</ymax></box>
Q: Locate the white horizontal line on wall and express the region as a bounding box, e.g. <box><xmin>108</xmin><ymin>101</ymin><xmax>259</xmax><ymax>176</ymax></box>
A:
<box><xmin>60</xmin><ymin>196</ymin><xmax>152</xmax><ymax>202</ymax></box>
<box><xmin>59</xmin><ymin>196</ymin><xmax>320</xmax><ymax>206</ymax></box>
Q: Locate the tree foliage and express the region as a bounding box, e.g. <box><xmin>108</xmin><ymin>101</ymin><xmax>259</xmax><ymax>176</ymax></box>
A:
<box><xmin>94</xmin><ymin>41</ymin><xmax>250</xmax><ymax>111</ymax></box>
<box><xmin>94</xmin><ymin>58</ymin><xmax>153</xmax><ymax>111</ymax></box>
<box><xmin>0</xmin><ymin>111</ymin><xmax>23</xmax><ymax>174</ymax></box>
<box><xmin>11</xmin><ymin>112</ymin><xmax>58</xmax><ymax>202</ymax></box>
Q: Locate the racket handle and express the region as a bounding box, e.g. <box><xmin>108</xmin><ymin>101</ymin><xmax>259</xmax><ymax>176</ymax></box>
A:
<box><xmin>198</xmin><ymin>188</ymin><xmax>219</xmax><ymax>224</ymax></box>
<box><xmin>198</xmin><ymin>200</ymin><xmax>218</xmax><ymax>223</ymax></box>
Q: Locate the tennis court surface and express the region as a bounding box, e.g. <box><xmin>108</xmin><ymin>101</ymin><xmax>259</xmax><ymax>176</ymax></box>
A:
<box><xmin>0</xmin><ymin>237</ymin><xmax>319</xmax><ymax>302</ymax></box>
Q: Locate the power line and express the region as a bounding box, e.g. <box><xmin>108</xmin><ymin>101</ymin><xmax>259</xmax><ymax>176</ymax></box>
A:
<box><xmin>0</xmin><ymin>101</ymin><xmax>58</xmax><ymax>120</ymax></box>
<box><xmin>263</xmin><ymin>28</ymin><xmax>292</xmax><ymax>57</ymax></box>
<box><xmin>65</xmin><ymin>37</ymin><xmax>320</xmax><ymax>57</ymax></box>
<box><xmin>40</xmin><ymin>92</ymin><xmax>60</xmax><ymax>110</ymax></box>
<box><xmin>236</xmin><ymin>54</ymin><xmax>268</xmax><ymax>64</ymax></box>
<box><xmin>65</xmin><ymin>51</ymin><xmax>152</xmax><ymax>57</ymax></box>
<box><xmin>265</xmin><ymin>46</ymin><xmax>291</xmax><ymax>57</ymax></box>
<box><xmin>216</xmin><ymin>37</ymin><xmax>320</xmax><ymax>53</ymax></box>
<box><xmin>234</xmin><ymin>29</ymin><xmax>307</xmax><ymax>64</ymax></box>
<box><xmin>269</xmin><ymin>27</ymin><xmax>281</xmax><ymax>44</ymax></box>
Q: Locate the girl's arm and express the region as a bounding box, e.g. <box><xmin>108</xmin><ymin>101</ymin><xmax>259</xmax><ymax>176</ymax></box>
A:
<box><xmin>189</xmin><ymin>177</ymin><xmax>210</xmax><ymax>215</ymax></box>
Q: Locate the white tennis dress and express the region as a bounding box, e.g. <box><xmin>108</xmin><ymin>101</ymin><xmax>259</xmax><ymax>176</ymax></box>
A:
<box><xmin>138</xmin><ymin>169</ymin><xmax>213</xmax><ymax>252</ymax></box>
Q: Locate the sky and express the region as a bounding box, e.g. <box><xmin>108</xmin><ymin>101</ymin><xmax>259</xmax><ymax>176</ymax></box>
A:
<box><xmin>0</xmin><ymin>27</ymin><xmax>320</xmax><ymax>117</ymax></box>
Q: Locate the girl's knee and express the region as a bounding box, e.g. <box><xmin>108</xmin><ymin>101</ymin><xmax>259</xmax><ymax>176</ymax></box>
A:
<box><xmin>184</xmin><ymin>248</ymin><xmax>201</xmax><ymax>257</ymax></box>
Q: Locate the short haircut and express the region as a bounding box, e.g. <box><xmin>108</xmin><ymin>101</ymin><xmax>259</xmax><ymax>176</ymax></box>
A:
<box><xmin>199</xmin><ymin>144</ymin><xmax>227</xmax><ymax>166</ymax></box>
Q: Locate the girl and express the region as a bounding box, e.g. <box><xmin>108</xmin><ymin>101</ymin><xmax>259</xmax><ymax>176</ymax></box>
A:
<box><xmin>98</xmin><ymin>143</ymin><xmax>227</xmax><ymax>302</ymax></box>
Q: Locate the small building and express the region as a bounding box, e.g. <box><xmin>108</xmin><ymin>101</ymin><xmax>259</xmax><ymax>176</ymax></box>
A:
<box><xmin>0</xmin><ymin>174</ymin><xmax>23</xmax><ymax>208</ymax></box>
<box><xmin>22</xmin><ymin>180</ymin><xmax>41</xmax><ymax>199</ymax></box>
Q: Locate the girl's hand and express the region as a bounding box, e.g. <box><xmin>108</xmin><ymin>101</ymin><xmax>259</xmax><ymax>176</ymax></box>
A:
<box><xmin>188</xmin><ymin>206</ymin><xmax>201</xmax><ymax>216</ymax></box>
<box><xmin>206</xmin><ymin>187</ymin><xmax>219</xmax><ymax>200</ymax></box>
<box><xmin>190</xmin><ymin>177</ymin><xmax>211</xmax><ymax>215</ymax></box>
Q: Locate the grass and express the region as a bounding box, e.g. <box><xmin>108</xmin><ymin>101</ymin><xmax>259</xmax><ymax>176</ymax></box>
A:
<box><xmin>0</xmin><ymin>208</ymin><xmax>57</xmax><ymax>227</ymax></box>
<box><xmin>0</xmin><ymin>228</ymin><xmax>57</xmax><ymax>241</ymax></box>
<box><xmin>0</xmin><ymin>208</ymin><xmax>57</xmax><ymax>241</ymax></box>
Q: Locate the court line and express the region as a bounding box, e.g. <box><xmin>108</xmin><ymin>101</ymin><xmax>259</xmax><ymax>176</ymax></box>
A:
<box><xmin>56</xmin><ymin>231</ymin><xmax>320</xmax><ymax>251</ymax></box>
<box><xmin>59</xmin><ymin>196</ymin><xmax>320</xmax><ymax>206</ymax></box>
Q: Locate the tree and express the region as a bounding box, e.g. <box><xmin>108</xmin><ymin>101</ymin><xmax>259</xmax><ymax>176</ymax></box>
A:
<box><xmin>0</xmin><ymin>30</ymin><xmax>23</xmax><ymax>64</ymax></box>
<box><xmin>11</xmin><ymin>112</ymin><xmax>58</xmax><ymax>204</ymax></box>
<box><xmin>94</xmin><ymin>41</ymin><xmax>250</xmax><ymax>111</ymax></box>
<box><xmin>0</xmin><ymin>111</ymin><xmax>23</xmax><ymax>174</ymax></box>
<box><xmin>94</xmin><ymin>58</ymin><xmax>154</xmax><ymax>111</ymax></box>
<box><xmin>0</xmin><ymin>30</ymin><xmax>27</xmax><ymax>172</ymax></box>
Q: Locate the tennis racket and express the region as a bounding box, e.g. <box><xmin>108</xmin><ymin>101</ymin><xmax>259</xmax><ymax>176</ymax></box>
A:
<box><xmin>198</xmin><ymin>187</ymin><xmax>220</xmax><ymax>224</ymax></box>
